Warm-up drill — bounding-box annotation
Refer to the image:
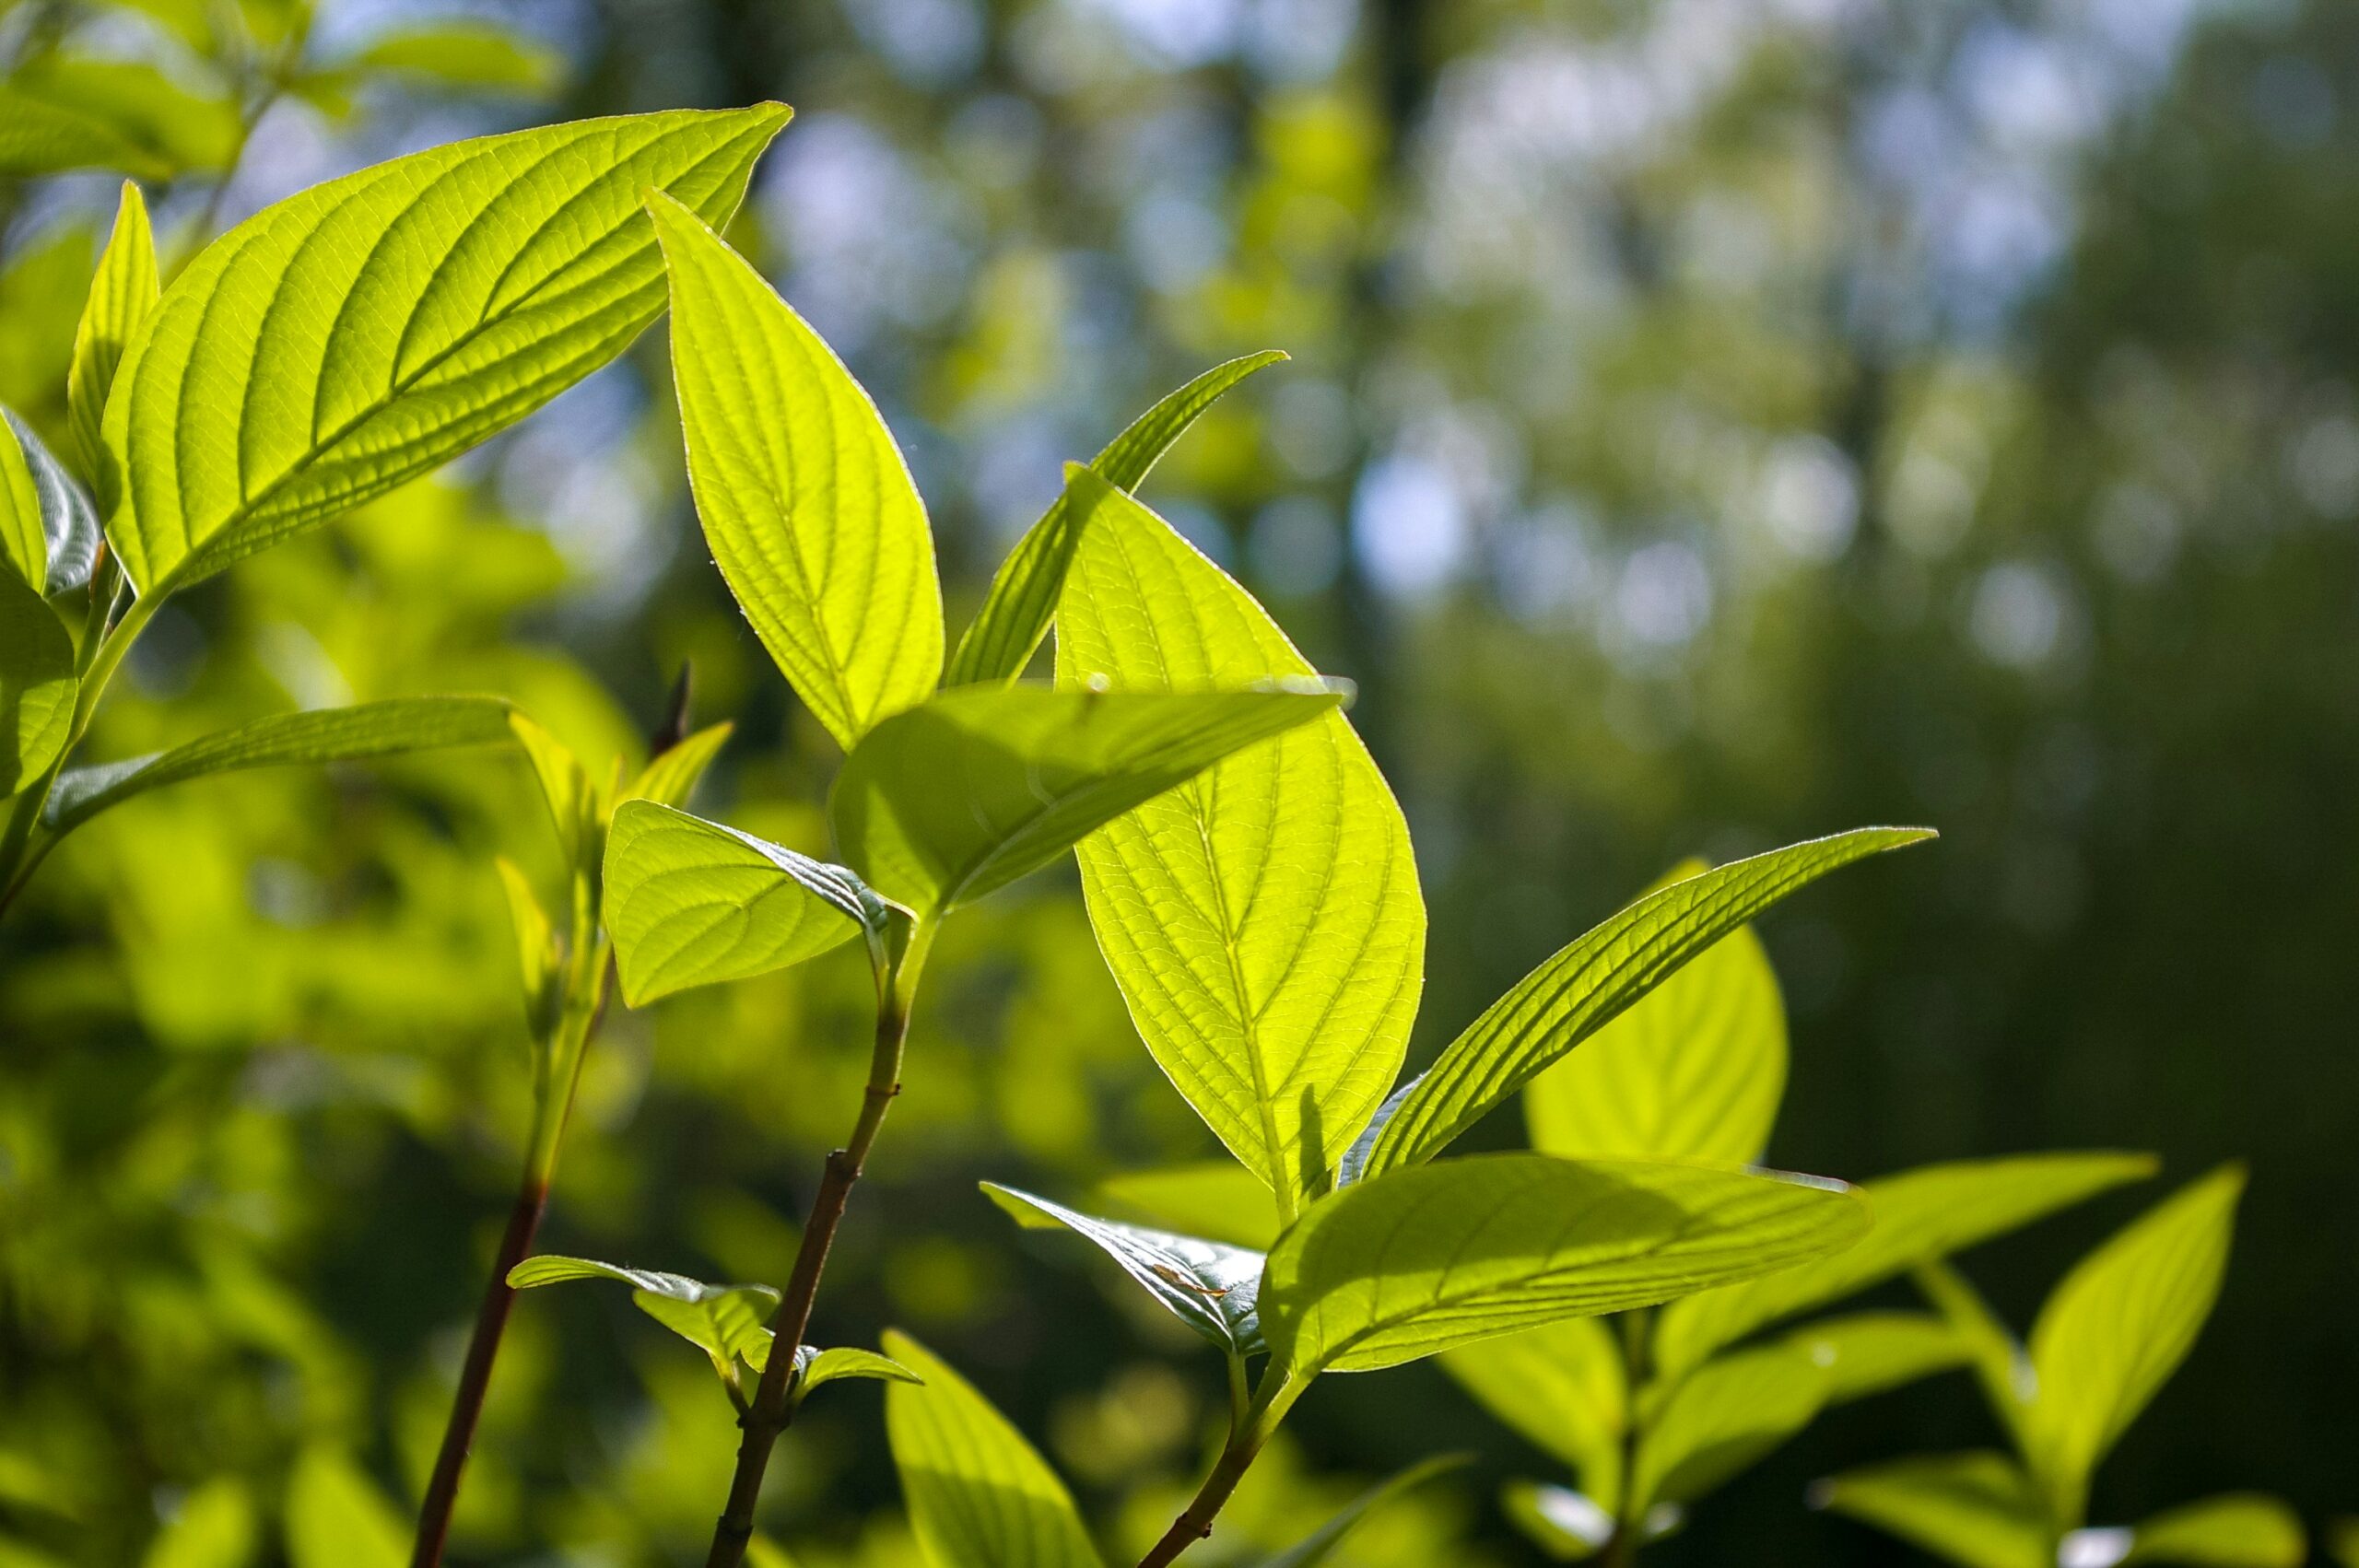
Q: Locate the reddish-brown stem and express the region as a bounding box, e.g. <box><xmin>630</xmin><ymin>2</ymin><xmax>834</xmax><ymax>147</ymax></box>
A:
<box><xmin>410</xmin><ymin>1177</ymin><xmax>546</xmax><ymax>1568</ymax></box>
<box><xmin>702</xmin><ymin>919</ymin><xmax>932</xmax><ymax>1568</ymax></box>
<box><xmin>1134</xmin><ymin>1372</ymin><xmax>1305</xmax><ymax>1568</ymax></box>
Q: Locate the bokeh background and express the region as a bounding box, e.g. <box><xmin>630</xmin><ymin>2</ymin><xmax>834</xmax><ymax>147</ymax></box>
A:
<box><xmin>4</xmin><ymin>0</ymin><xmax>2356</xmax><ymax>1561</ymax></box>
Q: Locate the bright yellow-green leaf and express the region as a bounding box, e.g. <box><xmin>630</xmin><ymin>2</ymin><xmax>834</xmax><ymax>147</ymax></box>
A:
<box><xmin>1812</xmin><ymin>1451</ymin><xmax>2046</xmax><ymax>1568</ymax></box>
<box><xmin>623</xmin><ymin>720</ymin><xmax>734</xmax><ymax>810</ymax></box>
<box><xmin>829</xmin><ymin>683</ymin><xmax>1340</xmax><ymax>916</ymax></box>
<box><xmin>5</xmin><ymin>59</ymin><xmax>241</xmax><ymax>173</ymax></box>
<box><xmin>0</xmin><ymin>86</ymin><xmax>171</xmax><ymax>179</ymax></box>
<box><xmin>882</xmin><ymin>1331</ymin><xmax>1107</xmax><ymax>1568</ymax></box>
<box><xmin>494</xmin><ymin>856</ymin><xmax>562</xmax><ymax>1041</ymax></box>
<box><xmin>2124</xmin><ymin>1494</ymin><xmax>2306</xmax><ymax>1567</ymax></box>
<box><xmin>1095</xmin><ymin>1161</ymin><xmax>1282</xmax><ymax>1249</ymax></box>
<box><xmin>946</xmin><ymin>351</ymin><xmax>1287</xmax><ymax>686</ymax></box>
<box><xmin>1652</xmin><ymin>1151</ymin><xmax>2155</xmax><ymax>1382</ymax></box>
<box><xmin>283</xmin><ymin>1449</ymin><xmax>405</xmax><ymax>1568</ymax></box>
<box><xmin>983</xmin><ymin>1183</ymin><xmax>1265</xmax><ymax>1356</ymax></box>
<box><xmin>1524</xmin><ymin>859</ymin><xmax>1785</xmax><ymax>1165</ymax></box>
<box><xmin>1440</xmin><ymin>1315</ymin><xmax>1625</xmax><ymax>1504</ymax></box>
<box><xmin>1784</xmin><ymin>1311</ymin><xmax>1971</xmax><ymax>1406</ymax></box>
<box><xmin>508</xmin><ymin>711</ymin><xmax>599</xmax><ymax>863</ymax></box>
<box><xmin>2025</xmin><ymin>1164</ymin><xmax>2245</xmax><ymax>1520</ymax></box>
<box><xmin>603</xmin><ymin>801</ymin><xmax>871</xmax><ymax>1006</ymax></box>
<box><xmin>1916</xmin><ymin>1261</ymin><xmax>2039</xmax><ymax>1453</ymax></box>
<box><xmin>777</xmin><ymin>1343</ymin><xmax>924</xmax><ymax>1400</ymax></box>
<box><xmin>508</xmin><ymin>1255</ymin><xmax>779</xmax><ymax>1376</ymax></box>
<box><xmin>647</xmin><ymin>191</ymin><xmax>943</xmax><ymax>751</ymax></box>
<box><xmin>1056</xmin><ymin>472</ymin><xmax>1425</xmax><ymax>1211</ymax></box>
<box><xmin>1356</xmin><ymin>828</ymin><xmax>1933</xmax><ymax>1178</ymax></box>
<box><xmin>2</xmin><ymin>410</ymin><xmax>101</xmax><ymax>595</ymax></box>
<box><xmin>1633</xmin><ymin>1340</ymin><xmax>1829</xmax><ymax>1511</ymax></box>
<box><xmin>43</xmin><ymin>696</ymin><xmax>514</xmax><ymax>837</ymax></box>
<box><xmin>67</xmin><ymin>181</ymin><xmax>158</xmax><ymax>486</ymax></box>
<box><xmin>1261</xmin><ymin>1455</ymin><xmax>1470</xmax><ymax>1568</ymax></box>
<box><xmin>0</xmin><ymin>573</ymin><xmax>75</xmax><ymax>796</ymax></box>
<box><xmin>344</xmin><ymin>22</ymin><xmax>565</xmax><ymax>96</ymax></box>
<box><xmin>1261</xmin><ymin>1154</ymin><xmax>1870</xmax><ymax>1375</ymax></box>
<box><xmin>101</xmin><ymin>107</ymin><xmax>790</xmax><ymax>598</ymax></box>
<box><xmin>140</xmin><ymin>1477</ymin><xmax>255</xmax><ymax>1568</ymax></box>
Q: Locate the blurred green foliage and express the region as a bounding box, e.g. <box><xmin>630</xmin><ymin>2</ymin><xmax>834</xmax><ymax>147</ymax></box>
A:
<box><xmin>3</xmin><ymin>0</ymin><xmax>2354</xmax><ymax>1562</ymax></box>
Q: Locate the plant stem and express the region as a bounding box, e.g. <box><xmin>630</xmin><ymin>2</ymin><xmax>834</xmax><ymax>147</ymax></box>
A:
<box><xmin>409</xmin><ymin>1171</ymin><xmax>548</xmax><ymax>1568</ymax></box>
<box><xmin>1600</xmin><ymin>1311</ymin><xmax>1649</xmax><ymax>1568</ymax></box>
<box><xmin>702</xmin><ymin>916</ymin><xmax>935</xmax><ymax>1568</ymax></box>
<box><xmin>1135</xmin><ymin>1372</ymin><xmax>1306</xmax><ymax>1568</ymax></box>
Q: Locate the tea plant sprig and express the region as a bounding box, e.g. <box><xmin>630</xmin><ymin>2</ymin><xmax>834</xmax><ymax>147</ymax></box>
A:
<box><xmin>1389</xmin><ymin>870</ymin><xmax>2161</xmax><ymax>1561</ymax></box>
<box><xmin>879</xmin><ymin>469</ymin><xmax>1935</xmax><ymax>1566</ymax></box>
<box><xmin>0</xmin><ymin>107</ymin><xmax>792</xmax><ymax>918</ymax></box>
<box><xmin>524</xmin><ymin>194</ymin><xmax>1325</xmax><ymax>1568</ymax></box>
<box><xmin>1814</xmin><ymin>1166</ymin><xmax>2306</xmax><ymax>1568</ymax></box>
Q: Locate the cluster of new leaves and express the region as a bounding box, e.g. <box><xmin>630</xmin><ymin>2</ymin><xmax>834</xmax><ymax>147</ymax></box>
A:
<box><xmin>1815</xmin><ymin>1167</ymin><xmax>2305</xmax><ymax>1568</ymax></box>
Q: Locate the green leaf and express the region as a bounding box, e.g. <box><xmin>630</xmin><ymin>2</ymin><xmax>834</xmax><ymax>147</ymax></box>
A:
<box><xmin>43</xmin><ymin>696</ymin><xmax>513</xmax><ymax>837</ymax></box>
<box><xmin>139</xmin><ymin>1476</ymin><xmax>255</xmax><ymax>1568</ymax></box>
<box><xmin>828</xmin><ymin>683</ymin><xmax>1340</xmax><ymax>916</ymax></box>
<box><xmin>283</xmin><ymin>1449</ymin><xmax>405</xmax><ymax>1568</ymax></box>
<box><xmin>1916</xmin><ymin>1261</ymin><xmax>2039</xmax><ymax>1452</ymax></box>
<box><xmin>603</xmin><ymin>801</ymin><xmax>873</xmax><ymax>1006</ymax></box>
<box><xmin>100</xmin><ymin>107</ymin><xmax>791</xmax><ymax>598</ymax></box>
<box><xmin>68</xmin><ymin>182</ymin><xmax>160</xmax><ymax>489</ymax></box>
<box><xmin>2121</xmin><ymin>1494</ymin><xmax>2306</xmax><ymax>1567</ymax></box>
<box><xmin>507</xmin><ymin>1255</ymin><xmax>779</xmax><ymax>1375</ymax></box>
<box><xmin>1095</xmin><ymin>1161</ymin><xmax>1282</xmax><ymax>1250</ymax></box>
<box><xmin>1355</xmin><ymin>828</ymin><xmax>1933</xmax><ymax>1178</ymax></box>
<box><xmin>1440</xmin><ymin>1315</ymin><xmax>1625</xmax><ymax>1504</ymax></box>
<box><xmin>646</xmin><ymin>191</ymin><xmax>943</xmax><ymax>751</ymax></box>
<box><xmin>2025</xmin><ymin>1164</ymin><xmax>2245</xmax><ymax>1520</ymax></box>
<box><xmin>1524</xmin><ymin>859</ymin><xmax>1785</xmax><ymax>1165</ymax></box>
<box><xmin>946</xmin><ymin>351</ymin><xmax>1287</xmax><ymax>686</ymax></box>
<box><xmin>1258</xmin><ymin>1454</ymin><xmax>1470</xmax><ymax>1568</ymax></box>
<box><xmin>1651</xmin><ymin>1151</ymin><xmax>2155</xmax><ymax>1383</ymax></box>
<box><xmin>881</xmin><ymin>1330</ymin><xmax>1107</xmax><ymax>1568</ymax></box>
<box><xmin>343</xmin><ymin>23</ymin><xmax>565</xmax><ymax>96</ymax></box>
<box><xmin>982</xmin><ymin>1183</ymin><xmax>1265</xmax><ymax>1357</ymax></box>
<box><xmin>1782</xmin><ymin>1311</ymin><xmax>1971</xmax><ymax>1406</ymax></box>
<box><xmin>4</xmin><ymin>60</ymin><xmax>241</xmax><ymax>174</ymax></box>
<box><xmin>1260</xmin><ymin>1154</ymin><xmax>1870</xmax><ymax>1375</ymax></box>
<box><xmin>0</xmin><ymin>572</ymin><xmax>74</xmax><ymax>797</ymax></box>
<box><xmin>1632</xmin><ymin>1341</ymin><xmax>1829</xmax><ymax>1512</ymax></box>
<box><xmin>1811</xmin><ymin>1451</ymin><xmax>2047</xmax><ymax>1568</ymax></box>
<box><xmin>783</xmin><ymin>1344</ymin><xmax>924</xmax><ymax>1400</ymax></box>
<box><xmin>1500</xmin><ymin>1482</ymin><xmax>1618</xmax><ymax>1562</ymax></box>
<box><xmin>508</xmin><ymin>711</ymin><xmax>600</xmax><ymax>863</ymax></box>
<box><xmin>1055</xmin><ymin>472</ymin><xmax>1425</xmax><ymax>1210</ymax></box>
<box><xmin>3</xmin><ymin>410</ymin><xmax>101</xmax><ymax>596</ymax></box>
<box><xmin>623</xmin><ymin>720</ymin><xmax>734</xmax><ymax>810</ymax></box>
<box><xmin>494</xmin><ymin>857</ymin><xmax>563</xmax><ymax>1042</ymax></box>
<box><xmin>0</xmin><ymin>87</ymin><xmax>170</xmax><ymax>179</ymax></box>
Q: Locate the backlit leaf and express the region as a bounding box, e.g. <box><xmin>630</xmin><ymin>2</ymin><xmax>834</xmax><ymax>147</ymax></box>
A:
<box><xmin>829</xmin><ymin>683</ymin><xmax>1340</xmax><ymax>916</ymax></box>
<box><xmin>1056</xmin><ymin>472</ymin><xmax>1425</xmax><ymax>1211</ymax></box>
<box><xmin>1096</xmin><ymin>1161</ymin><xmax>1282</xmax><ymax>1250</ymax></box>
<box><xmin>284</xmin><ymin>1449</ymin><xmax>405</xmax><ymax>1568</ymax></box>
<box><xmin>1784</xmin><ymin>1311</ymin><xmax>1971</xmax><ymax>1406</ymax></box>
<box><xmin>1502</xmin><ymin>1481</ymin><xmax>1616</xmax><ymax>1561</ymax></box>
<box><xmin>780</xmin><ymin>1344</ymin><xmax>924</xmax><ymax>1400</ymax></box>
<box><xmin>1261</xmin><ymin>1154</ymin><xmax>1870</xmax><ymax>1375</ymax></box>
<box><xmin>2025</xmin><ymin>1164</ymin><xmax>2245</xmax><ymax>1518</ymax></box>
<box><xmin>603</xmin><ymin>800</ymin><xmax>873</xmax><ymax>1006</ymax></box>
<box><xmin>1259</xmin><ymin>1455</ymin><xmax>1470</xmax><ymax>1568</ymax></box>
<box><xmin>982</xmin><ymin>1183</ymin><xmax>1265</xmax><ymax>1356</ymax></box>
<box><xmin>647</xmin><ymin>191</ymin><xmax>942</xmax><ymax>751</ymax></box>
<box><xmin>43</xmin><ymin>696</ymin><xmax>513</xmax><ymax>837</ymax></box>
<box><xmin>101</xmin><ymin>107</ymin><xmax>791</xmax><ymax>597</ymax></box>
<box><xmin>3</xmin><ymin>409</ymin><xmax>101</xmax><ymax>595</ymax></box>
<box><xmin>139</xmin><ymin>1476</ymin><xmax>255</xmax><ymax>1568</ymax></box>
<box><xmin>344</xmin><ymin>23</ymin><xmax>565</xmax><ymax>95</ymax></box>
<box><xmin>507</xmin><ymin>1255</ymin><xmax>779</xmax><ymax>1374</ymax></box>
<box><xmin>509</xmin><ymin>711</ymin><xmax>598</xmax><ymax>863</ymax></box>
<box><xmin>1812</xmin><ymin>1451</ymin><xmax>2047</xmax><ymax>1568</ymax></box>
<box><xmin>622</xmin><ymin>720</ymin><xmax>734</xmax><ymax>810</ymax></box>
<box><xmin>1440</xmin><ymin>1315</ymin><xmax>1625</xmax><ymax>1504</ymax></box>
<box><xmin>494</xmin><ymin>857</ymin><xmax>562</xmax><ymax>1042</ymax></box>
<box><xmin>1652</xmin><ymin>1151</ymin><xmax>2155</xmax><ymax>1382</ymax></box>
<box><xmin>2124</xmin><ymin>1494</ymin><xmax>2306</xmax><ymax>1567</ymax></box>
<box><xmin>1632</xmin><ymin>1341</ymin><xmax>1828</xmax><ymax>1511</ymax></box>
<box><xmin>1356</xmin><ymin>828</ymin><xmax>1933</xmax><ymax>1177</ymax></box>
<box><xmin>0</xmin><ymin>573</ymin><xmax>74</xmax><ymax>796</ymax></box>
<box><xmin>4</xmin><ymin>60</ymin><xmax>240</xmax><ymax>173</ymax></box>
<box><xmin>1916</xmin><ymin>1261</ymin><xmax>2039</xmax><ymax>1452</ymax></box>
<box><xmin>882</xmin><ymin>1331</ymin><xmax>1106</xmax><ymax>1568</ymax></box>
<box><xmin>68</xmin><ymin>182</ymin><xmax>159</xmax><ymax>487</ymax></box>
<box><xmin>1524</xmin><ymin>860</ymin><xmax>1784</xmax><ymax>1165</ymax></box>
<box><xmin>0</xmin><ymin>87</ymin><xmax>170</xmax><ymax>179</ymax></box>
<box><xmin>946</xmin><ymin>351</ymin><xmax>1287</xmax><ymax>686</ymax></box>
